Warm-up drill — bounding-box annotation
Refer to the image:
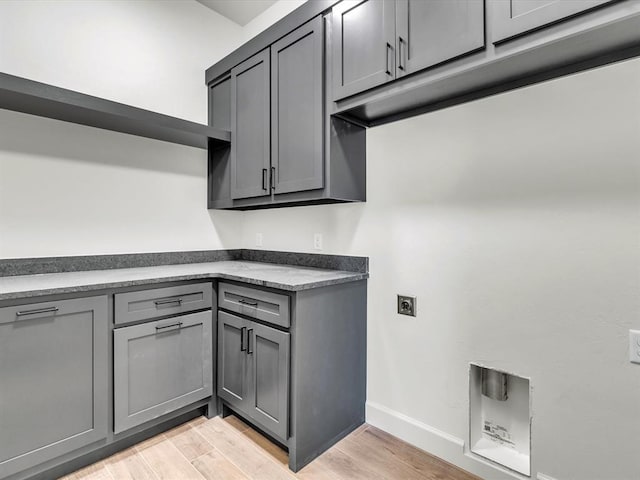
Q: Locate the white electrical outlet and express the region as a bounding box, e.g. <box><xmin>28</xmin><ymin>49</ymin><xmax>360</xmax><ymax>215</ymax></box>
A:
<box><xmin>256</xmin><ymin>233</ymin><xmax>263</xmax><ymax>247</ymax></box>
<box><xmin>629</xmin><ymin>330</ymin><xmax>640</xmax><ymax>364</ymax></box>
<box><xmin>313</xmin><ymin>233</ymin><xmax>323</xmax><ymax>250</ymax></box>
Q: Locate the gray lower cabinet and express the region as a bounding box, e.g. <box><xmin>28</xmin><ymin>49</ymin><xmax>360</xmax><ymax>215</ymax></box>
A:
<box><xmin>0</xmin><ymin>296</ymin><xmax>108</xmax><ymax>479</ymax></box>
<box><xmin>218</xmin><ymin>310</ymin><xmax>290</xmax><ymax>442</ymax></box>
<box><xmin>491</xmin><ymin>0</ymin><xmax>616</xmax><ymax>42</ymax></box>
<box><xmin>217</xmin><ymin>280</ymin><xmax>367</xmax><ymax>473</ymax></box>
<box><xmin>395</xmin><ymin>0</ymin><xmax>485</xmax><ymax>76</ymax></box>
<box><xmin>113</xmin><ymin>310</ymin><xmax>213</xmax><ymax>434</ymax></box>
<box><xmin>332</xmin><ymin>0</ymin><xmax>396</xmax><ymax>100</ymax></box>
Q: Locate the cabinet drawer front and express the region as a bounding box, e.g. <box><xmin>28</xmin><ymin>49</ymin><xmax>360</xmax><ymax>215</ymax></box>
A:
<box><xmin>218</xmin><ymin>282</ymin><xmax>290</xmax><ymax>328</ymax></box>
<box><xmin>114</xmin><ymin>283</ymin><xmax>212</xmax><ymax>324</ymax></box>
<box><xmin>113</xmin><ymin>311</ymin><xmax>213</xmax><ymax>434</ymax></box>
<box><xmin>0</xmin><ymin>296</ymin><xmax>108</xmax><ymax>479</ymax></box>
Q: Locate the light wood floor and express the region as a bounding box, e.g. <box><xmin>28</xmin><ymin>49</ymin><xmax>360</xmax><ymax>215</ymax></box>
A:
<box><xmin>61</xmin><ymin>415</ymin><xmax>481</xmax><ymax>480</ymax></box>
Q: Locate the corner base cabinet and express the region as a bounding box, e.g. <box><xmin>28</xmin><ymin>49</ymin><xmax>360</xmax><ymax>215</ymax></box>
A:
<box><xmin>216</xmin><ymin>279</ymin><xmax>367</xmax><ymax>472</ymax></box>
<box><xmin>0</xmin><ymin>296</ymin><xmax>108</xmax><ymax>479</ymax></box>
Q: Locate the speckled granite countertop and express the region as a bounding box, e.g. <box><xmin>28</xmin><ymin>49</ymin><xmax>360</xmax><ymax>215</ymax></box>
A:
<box><xmin>0</xmin><ymin>261</ymin><xmax>369</xmax><ymax>301</ymax></box>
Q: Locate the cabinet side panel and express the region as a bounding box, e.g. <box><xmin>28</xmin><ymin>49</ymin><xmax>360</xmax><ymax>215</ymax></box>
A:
<box><xmin>289</xmin><ymin>280</ymin><xmax>367</xmax><ymax>471</ymax></box>
<box><xmin>209</xmin><ymin>76</ymin><xmax>232</xmax><ymax>208</ymax></box>
<box><xmin>328</xmin><ymin>116</ymin><xmax>367</xmax><ymax>201</ymax></box>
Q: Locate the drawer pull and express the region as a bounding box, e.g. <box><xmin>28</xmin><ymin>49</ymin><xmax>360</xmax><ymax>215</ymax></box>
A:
<box><xmin>155</xmin><ymin>321</ymin><xmax>183</xmax><ymax>331</ymax></box>
<box><xmin>247</xmin><ymin>328</ymin><xmax>254</xmax><ymax>354</ymax></box>
<box><xmin>154</xmin><ymin>298</ymin><xmax>183</xmax><ymax>307</ymax></box>
<box><xmin>16</xmin><ymin>306</ymin><xmax>58</xmax><ymax>317</ymax></box>
<box><xmin>238</xmin><ymin>299</ymin><xmax>258</xmax><ymax>307</ymax></box>
<box><xmin>240</xmin><ymin>326</ymin><xmax>247</xmax><ymax>352</ymax></box>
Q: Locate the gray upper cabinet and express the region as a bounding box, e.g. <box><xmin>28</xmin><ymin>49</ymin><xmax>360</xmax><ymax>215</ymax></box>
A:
<box><xmin>396</xmin><ymin>0</ymin><xmax>485</xmax><ymax>76</ymax></box>
<box><xmin>491</xmin><ymin>0</ymin><xmax>616</xmax><ymax>42</ymax></box>
<box><xmin>230</xmin><ymin>49</ymin><xmax>271</xmax><ymax>200</ymax></box>
<box><xmin>0</xmin><ymin>296</ymin><xmax>108</xmax><ymax>479</ymax></box>
<box><xmin>114</xmin><ymin>310</ymin><xmax>213</xmax><ymax>434</ymax></box>
<box><xmin>271</xmin><ymin>16</ymin><xmax>324</xmax><ymax>195</ymax></box>
<box><xmin>332</xmin><ymin>0</ymin><xmax>396</xmax><ymax>100</ymax></box>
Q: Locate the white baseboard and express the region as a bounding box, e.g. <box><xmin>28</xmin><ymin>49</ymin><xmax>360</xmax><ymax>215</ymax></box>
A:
<box><xmin>365</xmin><ymin>401</ymin><xmax>526</xmax><ymax>480</ymax></box>
<box><xmin>537</xmin><ymin>474</ymin><xmax>559</xmax><ymax>480</ymax></box>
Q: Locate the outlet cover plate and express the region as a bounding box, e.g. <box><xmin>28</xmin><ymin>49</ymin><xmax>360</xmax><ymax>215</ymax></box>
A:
<box><xmin>397</xmin><ymin>295</ymin><xmax>416</xmax><ymax>317</ymax></box>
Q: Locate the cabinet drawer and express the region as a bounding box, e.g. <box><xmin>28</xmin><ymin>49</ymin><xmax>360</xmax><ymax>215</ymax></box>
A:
<box><xmin>218</xmin><ymin>282</ymin><xmax>290</xmax><ymax>328</ymax></box>
<box><xmin>113</xmin><ymin>310</ymin><xmax>213</xmax><ymax>434</ymax></box>
<box><xmin>114</xmin><ymin>283</ymin><xmax>212</xmax><ymax>324</ymax></box>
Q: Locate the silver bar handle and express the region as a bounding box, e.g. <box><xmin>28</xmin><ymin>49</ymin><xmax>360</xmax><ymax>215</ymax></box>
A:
<box><xmin>398</xmin><ymin>36</ymin><xmax>406</xmax><ymax>71</ymax></box>
<box><xmin>155</xmin><ymin>321</ymin><xmax>183</xmax><ymax>331</ymax></box>
<box><xmin>16</xmin><ymin>306</ymin><xmax>58</xmax><ymax>317</ymax></box>
<box><xmin>385</xmin><ymin>42</ymin><xmax>394</xmax><ymax>76</ymax></box>
<box><xmin>154</xmin><ymin>298</ymin><xmax>183</xmax><ymax>307</ymax></box>
<box><xmin>247</xmin><ymin>328</ymin><xmax>254</xmax><ymax>354</ymax></box>
<box><xmin>239</xmin><ymin>298</ymin><xmax>258</xmax><ymax>307</ymax></box>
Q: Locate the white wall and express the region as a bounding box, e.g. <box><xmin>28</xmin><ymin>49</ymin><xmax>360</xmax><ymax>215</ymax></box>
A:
<box><xmin>2</xmin><ymin>1</ymin><xmax>640</xmax><ymax>479</ymax></box>
<box><xmin>0</xmin><ymin>0</ymin><xmax>244</xmax><ymax>258</ymax></box>
<box><xmin>240</xmin><ymin>57</ymin><xmax>640</xmax><ymax>479</ymax></box>
<box><xmin>242</xmin><ymin>0</ymin><xmax>307</xmax><ymax>42</ymax></box>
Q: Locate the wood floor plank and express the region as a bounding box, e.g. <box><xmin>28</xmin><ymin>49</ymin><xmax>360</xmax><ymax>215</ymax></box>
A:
<box><xmin>60</xmin><ymin>461</ymin><xmax>113</xmax><ymax>480</ymax></box>
<box><xmin>310</xmin><ymin>448</ymin><xmax>388</xmax><ymax>480</ymax></box>
<box><xmin>195</xmin><ymin>417</ymin><xmax>296</xmax><ymax>480</ymax></box>
<box><xmin>103</xmin><ymin>447</ymin><xmax>158</xmax><ymax>480</ymax></box>
<box><xmin>137</xmin><ymin>437</ymin><xmax>205</xmax><ymax>480</ymax></box>
<box><xmin>191</xmin><ymin>449</ymin><xmax>250</xmax><ymax>480</ymax></box>
<box><xmin>221</xmin><ymin>414</ymin><xmax>251</xmax><ymax>433</ymax></box>
<box><xmin>240</xmin><ymin>427</ymin><xmax>289</xmax><ymax>466</ymax></box>
<box><xmin>63</xmin><ymin>415</ymin><xmax>480</xmax><ymax>480</ymax></box>
<box><xmin>334</xmin><ymin>432</ymin><xmax>427</xmax><ymax>480</ymax></box>
<box><xmin>165</xmin><ymin>422</ymin><xmax>214</xmax><ymax>461</ymax></box>
<box><xmin>294</xmin><ymin>457</ymin><xmax>341</xmax><ymax>480</ymax></box>
<box><xmin>359</xmin><ymin>426</ymin><xmax>482</xmax><ymax>480</ymax></box>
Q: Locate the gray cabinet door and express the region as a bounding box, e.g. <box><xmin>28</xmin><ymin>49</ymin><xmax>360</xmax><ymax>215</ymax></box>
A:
<box><xmin>246</xmin><ymin>321</ymin><xmax>290</xmax><ymax>442</ymax></box>
<box><xmin>491</xmin><ymin>0</ymin><xmax>615</xmax><ymax>42</ymax></box>
<box><xmin>396</xmin><ymin>0</ymin><xmax>485</xmax><ymax>77</ymax></box>
<box><xmin>230</xmin><ymin>49</ymin><xmax>271</xmax><ymax>199</ymax></box>
<box><xmin>114</xmin><ymin>311</ymin><xmax>213</xmax><ymax>434</ymax></box>
<box><xmin>332</xmin><ymin>0</ymin><xmax>396</xmax><ymax>100</ymax></box>
<box><xmin>217</xmin><ymin>311</ymin><xmax>248</xmax><ymax>410</ymax></box>
<box><xmin>271</xmin><ymin>16</ymin><xmax>324</xmax><ymax>195</ymax></box>
<box><xmin>0</xmin><ymin>296</ymin><xmax>108</xmax><ymax>479</ymax></box>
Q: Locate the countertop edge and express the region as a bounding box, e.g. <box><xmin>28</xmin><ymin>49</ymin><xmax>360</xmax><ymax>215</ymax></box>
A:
<box><xmin>0</xmin><ymin>269</ymin><xmax>369</xmax><ymax>301</ymax></box>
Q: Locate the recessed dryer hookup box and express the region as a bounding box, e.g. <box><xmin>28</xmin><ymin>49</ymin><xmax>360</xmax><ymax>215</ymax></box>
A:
<box><xmin>469</xmin><ymin>364</ymin><xmax>531</xmax><ymax>476</ymax></box>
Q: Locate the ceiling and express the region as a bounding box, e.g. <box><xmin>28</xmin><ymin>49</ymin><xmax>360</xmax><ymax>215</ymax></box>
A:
<box><xmin>196</xmin><ymin>0</ymin><xmax>278</xmax><ymax>26</ymax></box>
